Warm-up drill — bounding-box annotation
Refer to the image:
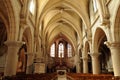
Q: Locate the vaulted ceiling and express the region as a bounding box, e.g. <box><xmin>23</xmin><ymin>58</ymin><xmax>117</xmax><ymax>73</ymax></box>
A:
<box><xmin>0</xmin><ymin>0</ymin><xmax>90</xmax><ymax>52</ymax></box>
<box><xmin>37</xmin><ymin>0</ymin><xmax>90</xmax><ymax>49</ymax></box>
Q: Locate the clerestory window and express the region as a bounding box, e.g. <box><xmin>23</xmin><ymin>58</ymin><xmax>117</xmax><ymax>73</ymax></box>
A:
<box><xmin>93</xmin><ymin>0</ymin><xmax>97</xmax><ymax>12</ymax></box>
<box><xmin>29</xmin><ymin>0</ymin><xmax>35</xmax><ymax>15</ymax></box>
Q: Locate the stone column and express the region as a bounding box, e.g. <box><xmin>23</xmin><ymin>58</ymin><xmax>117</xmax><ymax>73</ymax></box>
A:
<box><xmin>76</xmin><ymin>62</ymin><xmax>81</xmax><ymax>73</ymax></box>
<box><xmin>107</xmin><ymin>58</ymin><xmax>113</xmax><ymax>72</ymax></box>
<box><xmin>4</xmin><ymin>41</ymin><xmax>24</xmax><ymax>76</ymax></box>
<box><xmin>109</xmin><ymin>43</ymin><xmax>120</xmax><ymax>76</ymax></box>
<box><xmin>82</xmin><ymin>57</ymin><xmax>88</xmax><ymax>73</ymax></box>
<box><xmin>90</xmin><ymin>53</ymin><xmax>100</xmax><ymax>74</ymax></box>
<box><xmin>26</xmin><ymin>53</ymin><xmax>34</xmax><ymax>74</ymax></box>
<box><xmin>75</xmin><ymin>54</ymin><xmax>81</xmax><ymax>73</ymax></box>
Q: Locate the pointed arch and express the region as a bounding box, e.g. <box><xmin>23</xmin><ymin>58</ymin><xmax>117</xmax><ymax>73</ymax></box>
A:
<box><xmin>0</xmin><ymin>12</ymin><xmax>9</xmax><ymax>40</ymax></box>
<box><xmin>113</xmin><ymin>5</ymin><xmax>120</xmax><ymax>42</ymax></box>
<box><xmin>49</xmin><ymin>33</ymin><xmax>75</xmax><ymax>55</ymax></box>
<box><xmin>21</xmin><ymin>27</ymin><xmax>34</xmax><ymax>53</ymax></box>
<box><xmin>3</xmin><ymin>0</ymin><xmax>20</xmax><ymax>40</ymax></box>
<box><xmin>93</xmin><ymin>27</ymin><xmax>107</xmax><ymax>53</ymax></box>
<box><xmin>110</xmin><ymin>0</ymin><xmax>120</xmax><ymax>42</ymax></box>
<box><xmin>84</xmin><ymin>41</ymin><xmax>90</xmax><ymax>56</ymax></box>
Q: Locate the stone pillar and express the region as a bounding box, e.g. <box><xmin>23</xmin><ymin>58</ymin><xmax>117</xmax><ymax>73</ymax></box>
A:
<box><xmin>4</xmin><ymin>41</ymin><xmax>24</xmax><ymax>76</ymax></box>
<box><xmin>76</xmin><ymin>62</ymin><xmax>81</xmax><ymax>73</ymax></box>
<box><xmin>82</xmin><ymin>57</ymin><xmax>88</xmax><ymax>73</ymax></box>
<box><xmin>90</xmin><ymin>53</ymin><xmax>100</xmax><ymax>74</ymax></box>
<box><xmin>26</xmin><ymin>53</ymin><xmax>34</xmax><ymax>74</ymax></box>
<box><xmin>75</xmin><ymin>54</ymin><xmax>81</xmax><ymax>73</ymax></box>
<box><xmin>109</xmin><ymin>43</ymin><xmax>120</xmax><ymax>76</ymax></box>
<box><xmin>107</xmin><ymin>58</ymin><xmax>113</xmax><ymax>72</ymax></box>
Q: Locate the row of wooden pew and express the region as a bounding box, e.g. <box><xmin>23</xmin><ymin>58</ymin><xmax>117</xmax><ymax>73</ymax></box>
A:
<box><xmin>1</xmin><ymin>72</ymin><xmax>120</xmax><ymax>80</ymax></box>
<box><xmin>0</xmin><ymin>72</ymin><xmax>3</xmax><ymax>80</ymax></box>
<box><xmin>1</xmin><ymin>73</ymin><xmax>57</xmax><ymax>80</ymax></box>
<box><xmin>67</xmin><ymin>73</ymin><xmax>120</xmax><ymax>80</ymax></box>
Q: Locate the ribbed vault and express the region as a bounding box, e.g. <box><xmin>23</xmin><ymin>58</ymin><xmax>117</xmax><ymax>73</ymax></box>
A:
<box><xmin>36</xmin><ymin>0</ymin><xmax>90</xmax><ymax>54</ymax></box>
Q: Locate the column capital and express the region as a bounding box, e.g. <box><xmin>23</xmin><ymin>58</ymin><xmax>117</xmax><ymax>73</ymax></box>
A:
<box><xmin>104</xmin><ymin>41</ymin><xmax>120</xmax><ymax>48</ymax></box>
<box><xmin>89</xmin><ymin>52</ymin><xmax>101</xmax><ymax>58</ymax></box>
<box><xmin>4</xmin><ymin>41</ymin><xmax>25</xmax><ymax>76</ymax></box>
<box><xmin>26</xmin><ymin>52</ymin><xmax>35</xmax><ymax>56</ymax></box>
<box><xmin>82</xmin><ymin>57</ymin><xmax>88</xmax><ymax>61</ymax></box>
<box><xmin>4</xmin><ymin>41</ymin><xmax>25</xmax><ymax>47</ymax></box>
<box><xmin>100</xmin><ymin>19</ymin><xmax>110</xmax><ymax>26</ymax></box>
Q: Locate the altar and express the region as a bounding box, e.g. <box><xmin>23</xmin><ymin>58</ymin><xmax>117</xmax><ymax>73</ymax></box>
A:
<box><xmin>57</xmin><ymin>70</ymin><xmax>67</xmax><ymax>80</ymax></box>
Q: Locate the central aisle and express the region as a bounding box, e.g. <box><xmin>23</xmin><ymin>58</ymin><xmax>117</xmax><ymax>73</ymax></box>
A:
<box><xmin>58</xmin><ymin>76</ymin><xmax>67</xmax><ymax>80</ymax></box>
<box><xmin>57</xmin><ymin>70</ymin><xmax>67</xmax><ymax>80</ymax></box>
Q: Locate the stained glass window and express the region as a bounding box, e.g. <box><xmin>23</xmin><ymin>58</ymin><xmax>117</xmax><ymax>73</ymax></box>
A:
<box><xmin>67</xmin><ymin>44</ymin><xmax>72</xmax><ymax>57</ymax></box>
<box><xmin>58</xmin><ymin>43</ymin><xmax>64</xmax><ymax>58</ymax></box>
<box><xmin>50</xmin><ymin>43</ymin><xmax>55</xmax><ymax>57</ymax></box>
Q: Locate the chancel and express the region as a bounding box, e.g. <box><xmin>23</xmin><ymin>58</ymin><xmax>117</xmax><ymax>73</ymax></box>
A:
<box><xmin>0</xmin><ymin>0</ymin><xmax>120</xmax><ymax>80</ymax></box>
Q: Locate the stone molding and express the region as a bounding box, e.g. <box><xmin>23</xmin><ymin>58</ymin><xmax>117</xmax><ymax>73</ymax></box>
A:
<box><xmin>104</xmin><ymin>41</ymin><xmax>120</xmax><ymax>48</ymax></box>
<box><xmin>89</xmin><ymin>52</ymin><xmax>101</xmax><ymax>58</ymax></box>
<box><xmin>110</xmin><ymin>43</ymin><xmax>120</xmax><ymax>48</ymax></box>
<box><xmin>4</xmin><ymin>41</ymin><xmax>25</xmax><ymax>47</ymax></box>
<box><xmin>26</xmin><ymin>52</ymin><xmax>35</xmax><ymax>56</ymax></box>
<box><xmin>82</xmin><ymin>57</ymin><xmax>88</xmax><ymax>61</ymax></box>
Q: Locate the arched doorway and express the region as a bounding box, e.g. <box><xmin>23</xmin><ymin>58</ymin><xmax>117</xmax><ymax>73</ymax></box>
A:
<box><xmin>99</xmin><ymin>35</ymin><xmax>112</xmax><ymax>74</ymax></box>
<box><xmin>94</xmin><ymin>28</ymin><xmax>113</xmax><ymax>74</ymax></box>
<box><xmin>19</xmin><ymin>26</ymin><xmax>34</xmax><ymax>74</ymax></box>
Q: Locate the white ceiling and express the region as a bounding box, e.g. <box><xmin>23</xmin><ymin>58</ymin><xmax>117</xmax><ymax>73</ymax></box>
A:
<box><xmin>36</xmin><ymin>0</ymin><xmax>90</xmax><ymax>49</ymax></box>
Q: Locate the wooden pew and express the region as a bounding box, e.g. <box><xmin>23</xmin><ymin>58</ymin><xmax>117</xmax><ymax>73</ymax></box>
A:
<box><xmin>14</xmin><ymin>72</ymin><xmax>57</xmax><ymax>80</ymax></box>
<box><xmin>67</xmin><ymin>73</ymin><xmax>116</xmax><ymax>80</ymax></box>
<box><xmin>2</xmin><ymin>72</ymin><xmax>120</xmax><ymax>80</ymax></box>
